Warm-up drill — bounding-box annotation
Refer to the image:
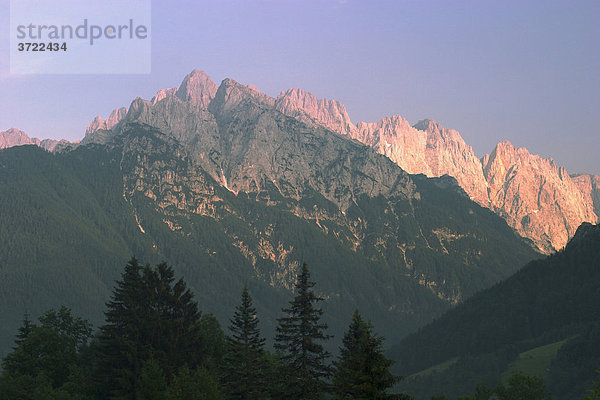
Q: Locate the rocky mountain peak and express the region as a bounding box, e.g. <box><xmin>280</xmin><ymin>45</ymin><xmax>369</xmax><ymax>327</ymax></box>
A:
<box><xmin>151</xmin><ymin>87</ymin><xmax>177</xmax><ymax>105</ymax></box>
<box><xmin>174</xmin><ymin>69</ymin><xmax>218</xmax><ymax>108</ymax></box>
<box><xmin>412</xmin><ymin>118</ymin><xmax>438</xmax><ymax>132</ymax></box>
<box><xmin>209</xmin><ymin>78</ymin><xmax>275</xmax><ymax>115</ymax></box>
<box><xmin>0</xmin><ymin>128</ymin><xmax>70</xmax><ymax>152</ymax></box>
<box><xmin>4</xmin><ymin>127</ymin><xmax>23</xmax><ymax>135</ymax></box>
<box><xmin>482</xmin><ymin>140</ymin><xmax>597</xmax><ymax>253</ymax></box>
<box><xmin>572</xmin><ymin>174</ymin><xmax>600</xmax><ymax>219</ymax></box>
<box><xmin>267</xmin><ymin>83</ymin><xmax>599</xmax><ymax>252</ymax></box>
<box><xmin>0</xmin><ymin>128</ymin><xmax>39</xmax><ymax>149</ymax></box>
<box><xmin>124</xmin><ymin>98</ymin><xmax>153</xmax><ymax>122</ymax></box>
<box><xmin>413</xmin><ymin>119</ymin><xmax>466</xmax><ymax>144</ymax></box>
<box><xmin>85</xmin><ymin>107</ymin><xmax>128</xmax><ymax>136</ymax></box>
<box><xmin>271</xmin><ymin>89</ymin><xmax>489</xmax><ymax>206</ymax></box>
<box><xmin>274</xmin><ymin>88</ymin><xmax>355</xmax><ymax>135</ymax></box>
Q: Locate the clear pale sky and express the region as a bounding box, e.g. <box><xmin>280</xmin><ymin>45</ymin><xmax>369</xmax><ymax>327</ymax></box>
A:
<box><xmin>1</xmin><ymin>0</ymin><xmax>598</xmax><ymax>174</ymax></box>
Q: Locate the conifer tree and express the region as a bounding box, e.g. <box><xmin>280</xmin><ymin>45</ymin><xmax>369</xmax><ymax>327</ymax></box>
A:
<box><xmin>223</xmin><ymin>286</ymin><xmax>267</xmax><ymax>399</ymax></box>
<box><xmin>15</xmin><ymin>312</ymin><xmax>33</xmax><ymax>345</ymax></box>
<box><xmin>92</xmin><ymin>257</ymin><xmax>204</xmax><ymax>399</ymax></box>
<box><xmin>275</xmin><ymin>263</ymin><xmax>331</xmax><ymax>400</ymax></box>
<box><xmin>332</xmin><ymin>310</ymin><xmax>406</xmax><ymax>400</ymax></box>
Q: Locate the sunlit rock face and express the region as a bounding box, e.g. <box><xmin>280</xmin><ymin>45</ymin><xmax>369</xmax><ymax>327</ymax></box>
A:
<box><xmin>86</xmin><ymin>107</ymin><xmax>128</xmax><ymax>136</ymax></box>
<box><xmin>273</xmin><ymin>86</ymin><xmax>598</xmax><ymax>253</ymax></box>
<box><xmin>0</xmin><ymin>128</ymin><xmax>39</xmax><ymax>149</ymax></box>
<box><xmin>482</xmin><ymin>141</ymin><xmax>597</xmax><ymax>253</ymax></box>
<box><xmin>572</xmin><ymin>173</ymin><xmax>600</xmax><ymax>222</ymax></box>
<box><xmin>0</xmin><ymin>128</ymin><xmax>68</xmax><ymax>152</ymax></box>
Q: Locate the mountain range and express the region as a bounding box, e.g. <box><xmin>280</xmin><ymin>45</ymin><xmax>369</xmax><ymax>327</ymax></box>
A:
<box><xmin>0</xmin><ymin>70</ymin><xmax>539</xmax><ymax>357</ymax></box>
<box><xmin>3</xmin><ymin>70</ymin><xmax>597</xmax><ymax>253</ymax></box>
<box><xmin>0</xmin><ymin>127</ymin><xmax>69</xmax><ymax>152</ymax></box>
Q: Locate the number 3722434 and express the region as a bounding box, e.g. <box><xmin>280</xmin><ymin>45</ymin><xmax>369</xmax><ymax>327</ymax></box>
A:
<box><xmin>17</xmin><ymin>42</ymin><xmax>67</xmax><ymax>51</ymax></box>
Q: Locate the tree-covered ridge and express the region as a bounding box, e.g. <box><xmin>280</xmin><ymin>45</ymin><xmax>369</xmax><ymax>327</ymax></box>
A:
<box><xmin>390</xmin><ymin>223</ymin><xmax>600</xmax><ymax>399</ymax></box>
<box><xmin>0</xmin><ymin>260</ymin><xmax>408</xmax><ymax>399</ymax></box>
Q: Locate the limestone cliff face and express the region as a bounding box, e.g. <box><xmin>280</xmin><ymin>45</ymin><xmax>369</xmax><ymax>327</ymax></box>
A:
<box><xmin>0</xmin><ymin>128</ymin><xmax>40</xmax><ymax>149</ymax></box>
<box><xmin>151</xmin><ymin>88</ymin><xmax>177</xmax><ymax>105</ymax></box>
<box><xmin>354</xmin><ymin>116</ymin><xmax>430</xmax><ymax>174</ymax></box>
<box><xmin>85</xmin><ymin>107</ymin><xmax>128</xmax><ymax>136</ymax></box>
<box><xmin>482</xmin><ymin>142</ymin><xmax>597</xmax><ymax>253</ymax></box>
<box><xmin>274</xmin><ymin>88</ymin><xmax>355</xmax><ymax>136</ymax></box>
<box><xmin>83</xmin><ymin>72</ymin><xmax>216</xmax><ymax>140</ymax></box>
<box><xmin>275</xmin><ymin>90</ymin><xmax>489</xmax><ymax>207</ymax></box>
<box><xmin>273</xmin><ymin>86</ymin><xmax>598</xmax><ymax>253</ymax></box>
<box><xmin>123</xmin><ymin>77</ymin><xmax>416</xmax><ymax>214</ymax></box>
<box><xmin>175</xmin><ymin>69</ymin><xmax>218</xmax><ymax>108</ymax></box>
<box><xmin>0</xmin><ymin>128</ymin><xmax>67</xmax><ymax>152</ymax></box>
<box><xmin>572</xmin><ymin>174</ymin><xmax>600</xmax><ymax>220</ymax></box>
<box><xmin>399</xmin><ymin>119</ymin><xmax>488</xmax><ymax>207</ymax></box>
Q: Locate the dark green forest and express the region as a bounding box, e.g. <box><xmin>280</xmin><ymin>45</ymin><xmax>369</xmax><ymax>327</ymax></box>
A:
<box><xmin>390</xmin><ymin>223</ymin><xmax>600</xmax><ymax>399</ymax></box>
<box><xmin>2</xmin><ymin>258</ymin><xmax>597</xmax><ymax>400</ymax></box>
<box><xmin>0</xmin><ymin>260</ymin><xmax>408</xmax><ymax>399</ymax></box>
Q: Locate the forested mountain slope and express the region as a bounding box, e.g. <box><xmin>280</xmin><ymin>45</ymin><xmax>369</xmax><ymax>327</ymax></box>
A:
<box><xmin>391</xmin><ymin>222</ymin><xmax>600</xmax><ymax>399</ymax></box>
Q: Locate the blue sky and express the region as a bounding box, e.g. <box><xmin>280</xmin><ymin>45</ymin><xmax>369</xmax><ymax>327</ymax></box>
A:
<box><xmin>1</xmin><ymin>0</ymin><xmax>598</xmax><ymax>174</ymax></box>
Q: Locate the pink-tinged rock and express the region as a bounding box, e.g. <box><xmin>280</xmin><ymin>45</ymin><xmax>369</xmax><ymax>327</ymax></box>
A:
<box><xmin>0</xmin><ymin>128</ymin><xmax>69</xmax><ymax>152</ymax></box>
<box><xmin>39</xmin><ymin>138</ymin><xmax>70</xmax><ymax>152</ymax></box>
<box><xmin>270</xmin><ymin>85</ymin><xmax>599</xmax><ymax>253</ymax></box>
<box><xmin>0</xmin><ymin>128</ymin><xmax>40</xmax><ymax>149</ymax></box>
<box><xmin>572</xmin><ymin>173</ymin><xmax>600</xmax><ymax>220</ymax></box>
<box><xmin>351</xmin><ymin>117</ymin><xmax>490</xmax><ymax>206</ymax></box>
<box><xmin>210</xmin><ymin>78</ymin><xmax>275</xmax><ymax>113</ymax></box>
<box><xmin>85</xmin><ymin>107</ymin><xmax>128</xmax><ymax>136</ymax></box>
<box><xmin>275</xmin><ymin>88</ymin><xmax>355</xmax><ymax>136</ymax></box>
<box><xmin>175</xmin><ymin>69</ymin><xmax>218</xmax><ymax>108</ymax></box>
<box><xmin>151</xmin><ymin>87</ymin><xmax>177</xmax><ymax>105</ymax></box>
<box><xmin>482</xmin><ymin>141</ymin><xmax>597</xmax><ymax>253</ymax></box>
<box><xmin>273</xmin><ymin>87</ymin><xmax>489</xmax><ymax>207</ymax></box>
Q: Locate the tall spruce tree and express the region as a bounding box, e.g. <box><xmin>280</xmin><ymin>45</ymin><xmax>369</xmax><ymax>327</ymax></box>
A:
<box><xmin>332</xmin><ymin>310</ymin><xmax>406</xmax><ymax>400</ymax></box>
<box><xmin>14</xmin><ymin>312</ymin><xmax>33</xmax><ymax>346</ymax></box>
<box><xmin>275</xmin><ymin>263</ymin><xmax>331</xmax><ymax>400</ymax></box>
<box><xmin>223</xmin><ymin>286</ymin><xmax>267</xmax><ymax>400</ymax></box>
<box><xmin>92</xmin><ymin>257</ymin><xmax>204</xmax><ymax>399</ymax></box>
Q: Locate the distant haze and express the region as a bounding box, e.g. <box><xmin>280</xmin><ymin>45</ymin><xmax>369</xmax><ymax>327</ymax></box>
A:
<box><xmin>0</xmin><ymin>0</ymin><xmax>598</xmax><ymax>174</ymax></box>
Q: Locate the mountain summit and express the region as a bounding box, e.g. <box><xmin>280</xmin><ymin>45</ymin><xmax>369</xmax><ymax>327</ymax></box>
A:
<box><xmin>175</xmin><ymin>69</ymin><xmax>218</xmax><ymax>107</ymax></box>
<box><xmin>482</xmin><ymin>141</ymin><xmax>597</xmax><ymax>253</ymax></box>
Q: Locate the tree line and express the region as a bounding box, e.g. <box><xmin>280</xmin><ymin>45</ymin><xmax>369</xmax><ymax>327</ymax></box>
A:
<box><xmin>2</xmin><ymin>257</ymin><xmax>591</xmax><ymax>399</ymax></box>
<box><xmin>0</xmin><ymin>258</ymin><xmax>408</xmax><ymax>399</ymax></box>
